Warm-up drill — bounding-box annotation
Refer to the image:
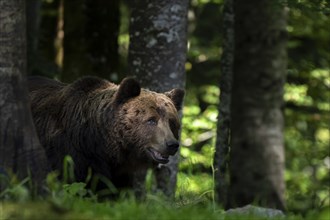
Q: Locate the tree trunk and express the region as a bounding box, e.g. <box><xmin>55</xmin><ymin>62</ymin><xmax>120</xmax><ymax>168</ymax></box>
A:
<box><xmin>228</xmin><ymin>0</ymin><xmax>287</xmax><ymax>210</ymax></box>
<box><xmin>213</xmin><ymin>0</ymin><xmax>234</xmax><ymax>207</ymax></box>
<box><xmin>0</xmin><ymin>0</ymin><xmax>48</xmax><ymax>192</ymax></box>
<box><xmin>62</xmin><ymin>0</ymin><xmax>120</xmax><ymax>82</ymax></box>
<box><xmin>128</xmin><ymin>0</ymin><xmax>188</xmax><ymax>198</ymax></box>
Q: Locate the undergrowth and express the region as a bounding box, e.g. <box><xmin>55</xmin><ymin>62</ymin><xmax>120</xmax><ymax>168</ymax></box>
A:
<box><xmin>1</xmin><ymin>170</ymin><xmax>329</xmax><ymax>220</ymax></box>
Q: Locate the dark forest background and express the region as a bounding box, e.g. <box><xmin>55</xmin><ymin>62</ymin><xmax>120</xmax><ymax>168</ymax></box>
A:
<box><xmin>0</xmin><ymin>0</ymin><xmax>329</xmax><ymax>218</ymax></box>
<box><xmin>27</xmin><ymin>0</ymin><xmax>329</xmax><ymax>214</ymax></box>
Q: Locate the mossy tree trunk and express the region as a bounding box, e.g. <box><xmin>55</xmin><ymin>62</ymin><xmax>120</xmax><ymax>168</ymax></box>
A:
<box><xmin>128</xmin><ymin>0</ymin><xmax>188</xmax><ymax>198</ymax></box>
<box><xmin>0</xmin><ymin>0</ymin><xmax>48</xmax><ymax>192</ymax></box>
<box><xmin>227</xmin><ymin>0</ymin><xmax>287</xmax><ymax>210</ymax></box>
<box><xmin>62</xmin><ymin>0</ymin><xmax>120</xmax><ymax>82</ymax></box>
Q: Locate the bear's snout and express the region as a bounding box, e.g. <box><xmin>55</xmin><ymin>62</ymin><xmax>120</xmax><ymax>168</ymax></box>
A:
<box><xmin>166</xmin><ymin>140</ymin><xmax>179</xmax><ymax>155</ymax></box>
<box><xmin>145</xmin><ymin>140</ymin><xmax>179</xmax><ymax>164</ymax></box>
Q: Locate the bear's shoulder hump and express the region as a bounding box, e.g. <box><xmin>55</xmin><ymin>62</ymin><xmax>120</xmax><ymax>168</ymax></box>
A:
<box><xmin>70</xmin><ymin>76</ymin><xmax>113</xmax><ymax>93</ymax></box>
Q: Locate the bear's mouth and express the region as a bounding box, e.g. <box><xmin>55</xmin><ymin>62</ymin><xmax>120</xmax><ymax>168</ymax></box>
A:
<box><xmin>146</xmin><ymin>148</ymin><xmax>169</xmax><ymax>164</ymax></box>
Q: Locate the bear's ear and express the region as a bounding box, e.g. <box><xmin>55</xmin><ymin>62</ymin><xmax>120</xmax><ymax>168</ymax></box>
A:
<box><xmin>114</xmin><ymin>77</ymin><xmax>141</xmax><ymax>105</ymax></box>
<box><xmin>165</xmin><ymin>88</ymin><xmax>185</xmax><ymax>111</ymax></box>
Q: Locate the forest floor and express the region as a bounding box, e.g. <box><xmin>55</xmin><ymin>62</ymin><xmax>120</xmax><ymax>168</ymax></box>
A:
<box><xmin>1</xmin><ymin>198</ymin><xmax>329</xmax><ymax>220</ymax></box>
<box><xmin>1</xmin><ymin>173</ymin><xmax>329</xmax><ymax>219</ymax></box>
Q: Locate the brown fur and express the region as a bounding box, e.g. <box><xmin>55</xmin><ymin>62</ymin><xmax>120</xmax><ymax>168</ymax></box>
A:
<box><xmin>28</xmin><ymin>76</ymin><xmax>184</xmax><ymax>194</ymax></box>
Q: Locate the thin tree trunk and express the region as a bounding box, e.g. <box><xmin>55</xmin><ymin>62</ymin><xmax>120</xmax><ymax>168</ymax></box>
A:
<box><xmin>36</xmin><ymin>0</ymin><xmax>60</xmax><ymax>77</ymax></box>
<box><xmin>227</xmin><ymin>0</ymin><xmax>287</xmax><ymax>210</ymax></box>
<box><xmin>128</xmin><ymin>0</ymin><xmax>188</xmax><ymax>198</ymax></box>
<box><xmin>27</xmin><ymin>0</ymin><xmax>61</xmax><ymax>77</ymax></box>
<box><xmin>213</xmin><ymin>0</ymin><xmax>234</xmax><ymax>207</ymax></box>
<box><xmin>0</xmin><ymin>0</ymin><xmax>48</xmax><ymax>192</ymax></box>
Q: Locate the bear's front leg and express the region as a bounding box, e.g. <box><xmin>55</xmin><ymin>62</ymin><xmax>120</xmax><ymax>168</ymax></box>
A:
<box><xmin>132</xmin><ymin>169</ymin><xmax>147</xmax><ymax>200</ymax></box>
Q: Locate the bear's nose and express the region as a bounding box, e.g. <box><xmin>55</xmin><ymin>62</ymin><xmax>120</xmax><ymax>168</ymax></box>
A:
<box><xmin>166</xmin><ymin>141</ymin><xmax>180</xmax><ymax>152</ymax></box>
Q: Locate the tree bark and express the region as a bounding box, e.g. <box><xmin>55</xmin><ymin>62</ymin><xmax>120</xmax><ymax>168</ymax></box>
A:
<box><xmin>128</xmin><ymin>0</ymin><xmax>188</xmax><ymax>198</ymax></box>
<box><xmin>213</xmin><ymin>0</ymin><xmax>234</xmax><ymax>207</ymax></box>
<box><xmin>227</xmin><ymin>1</ymin><xmax>287</xmax><ymax>210</ymax></box>
<box><xmin>0</xmin><ymin>0</ymin><xmax>48</xmax><ymax>191</ymax></box>
<box><xmin>62</xmin><ymin>0</ymin><xmax>120</xmax><ymax>82</ymax></box>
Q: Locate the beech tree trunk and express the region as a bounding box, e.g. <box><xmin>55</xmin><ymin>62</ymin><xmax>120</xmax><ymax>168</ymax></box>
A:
<box><xmin>213</xmin><ymin>0</ymin><xmax>234</xmax><ymax>207</ymax></box>
<box><xmin>0</xmin><ymin>0</ymin><xmax>48</xmax><ymax>191</ymax></box>
<box><xmin>227</xmin><ymin>1</ymin><xmax>287</xmax><ymax>210</ymax></box>
<box><xmin>128</xmin><ymin>0</ymin><xmax>188</xmax><ymax>198</ymax></box>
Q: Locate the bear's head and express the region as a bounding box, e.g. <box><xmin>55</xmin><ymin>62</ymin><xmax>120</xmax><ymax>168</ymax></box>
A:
<box><xmin>111</xmin><ymin>78</ymin><xmax>185</xmax><ymax>164</ymax></box>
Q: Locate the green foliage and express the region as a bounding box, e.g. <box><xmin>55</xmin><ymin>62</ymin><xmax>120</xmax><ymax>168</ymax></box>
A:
<box><xmin>1</xmin><ymin>153</ymin><xmax>328</xmax><ymax>219</ymax></box>
<box><xmin>283</xmin><ymin>3</ymin><xmax>330</xmax><ymax>210</ymax></box>
<box><xmin>2</xmin><ymin>173</ymin><xmax>328</xmax><ymax>219</ymax></box>
<box><xmin>180</xmin><ymin>86</ymin><xmax>218</xmax><ymax>176</ymax></box>
<box><xmin>0</xmin><ymin>176</ymin><xmax>30</xmax><ymax>203</ymax></box>
<box><xmin>182</xmin><ymin>0</ymin><xmax>330</xmax><ymax>215</ymax></box>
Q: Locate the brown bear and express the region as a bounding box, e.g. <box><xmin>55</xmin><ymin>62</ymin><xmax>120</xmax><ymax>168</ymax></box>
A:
<box><xmin>28</xmin><ymin>76</ymin><xmax>184</xmax><ymax>195</ymax></box>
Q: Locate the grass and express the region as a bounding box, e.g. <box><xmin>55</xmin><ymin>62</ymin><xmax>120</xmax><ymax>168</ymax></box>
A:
<box><xmin>1</xmin><ymin>172</ymin><xmax>329</xmax><ymax>220</ymax></box>
<box><xmin>1</xmin><ymin>199</ymin><xmax>329</xmax><ymax>220</ymax></box>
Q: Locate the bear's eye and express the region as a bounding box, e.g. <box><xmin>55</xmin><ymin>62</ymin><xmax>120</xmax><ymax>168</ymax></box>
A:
<box><xmin>147</xmin><ymin>117</ymin><xmax>158</xmax><ymax>126</ymax></box>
